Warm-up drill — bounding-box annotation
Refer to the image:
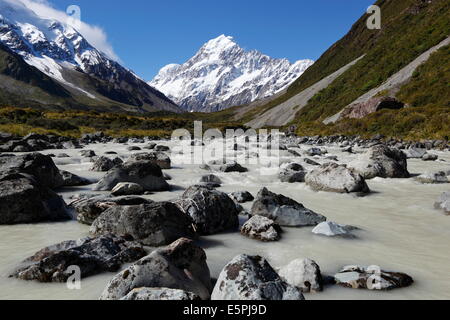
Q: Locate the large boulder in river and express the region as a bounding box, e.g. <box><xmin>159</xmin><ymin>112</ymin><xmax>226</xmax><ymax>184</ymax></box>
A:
<box><xmin>0</xmin><ymin>153</ymin><xmax>63</xmax><ymax>189</ymax></box>
<box><xmin>111</xmin><ymin>182</ymin><xmax>144</xmax><ymax>196</ymax></box>
<box><xmin>91</xmin><ymin>156</ymin><xmax>123</xmax><ymax>172</ymax></box>
<box><xmin>305</xmin><ymin>163</ymin><xmax>370</xmax><ymax>195</ymax></box>
<box><xmin>90</xmin><ymin>202</ymin><xmax>196</xmax><ymax>246</ymax></box>
<box><xmin>220</xmin><ymin>161</ymin><xmax>248</xmax><ymax>173</ymax></box>
<box><xmin>279</xmin><ymin>163</ymin><xmax>307</xmax><ymax>183</ymax></box>
<box><xmin>415</xmin><ymin>171</ymin><xmax>449</xmax><ymax>184</ymax></box>
<box><xmin>348</xmin><ymin>146</ymin><xmax>409</xmax><ymax>179</ymax></box>
<box><xmin>241</xmin><ymin>215</ymin><xmax>281</xmax><ymax>242</ymax></box>
<box><xmin>211</xmin><ymin>254</ymin><xmax>304</xmax><ymax>300</ymax></box>
<box><xmin>100</xmin><ymin>238</ymin><xmax>212</xmax><ymax>300</ymax></box>
<box><xmin>60</xmin><ymin>170</ymin><xmax>91</xmax><ymax>187</ymax></box>
<box><xmin>0</xmin><ymin>172</ymin><xmax>70</xmax><ymax>225</ymax></box>
<box><xmin>121</xmin><ymin>288</ymin><xmax>201</xmax><ymax>301</ymax></box>
<box><xmin>93</xmin><ymin>161</ymin><xmax>170</xmax><ymax>192</ymax></box>
<box><xmin>434</xmin><ymin>192</ymin><xmax>450</xmax><ymax>215</ymax></box>
<box><xmin>11</xmin><ymin>235</ymin><xmax>146</xmax><ymax>282</ymax></box>
<box><xmin>250</xmin><ymin>188</ymin><xmax>326</xmax><ymax>227</ymax></box>
<box><xmin>174</xmin><ymin>185</ymin><xmax>239</xmax><ymax>235</ymax></box>
<box><xmin>72</xmin><ymin>195</ymin><xmax>152</xmax><ymax>225</ymax></box>
<box><xmin>278</xmin><ymin>259</ymin><xmax>323</xmax><ymax>293</ymax></box>
<box><xmin>334</xmin><ymin>265</ymin><xmax>413</xmax><ymax>290</ymax></box>
<box><xmin>129</xmin><ymin>152</ymin><xmax>171</xmax><ymax>169</ymax></box>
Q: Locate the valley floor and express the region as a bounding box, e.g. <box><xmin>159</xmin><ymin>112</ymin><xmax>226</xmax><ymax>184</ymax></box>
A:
<box><xmin>0</xmin><ymin>140</ymin><xmax>450</xmax><ymax>300</ymax></box>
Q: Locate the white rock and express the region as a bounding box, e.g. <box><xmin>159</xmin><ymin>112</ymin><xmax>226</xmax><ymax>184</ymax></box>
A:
<box><xmin>312</xmin><ymin>221</ymin><xmax>356</xmax><ymax>238</ymax></box>
<box><xmin>278</xmin><ymin>259</ymin><xmax>323</xmax><ymax>293</ymax></box>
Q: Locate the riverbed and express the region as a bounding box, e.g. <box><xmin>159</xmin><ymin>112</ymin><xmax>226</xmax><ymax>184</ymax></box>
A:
<box><xmin>1</xmin><ymin>140</ymin><xmax>449</xmax><ymax>300</ymax></box>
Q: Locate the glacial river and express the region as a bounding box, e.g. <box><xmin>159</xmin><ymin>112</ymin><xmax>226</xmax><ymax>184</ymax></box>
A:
<box><xmin>0</xmin><ymin>140</ymin><xmax>449</xmax><ymax>300</ymax></box>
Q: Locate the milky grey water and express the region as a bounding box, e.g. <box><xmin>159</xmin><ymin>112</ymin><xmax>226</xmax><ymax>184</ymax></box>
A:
<box><xmin>1</xmin><ymin>141</ymin><xmax>449</xmax><ymax>300</ymax></box>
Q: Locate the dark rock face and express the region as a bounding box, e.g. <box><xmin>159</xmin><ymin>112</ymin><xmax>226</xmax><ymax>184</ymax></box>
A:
<box><xmin>334</xmin><ymin>265</ymin><xmax>414</xmax><ymax>290</ymax></box>
<box><xmin>229</xmin><ymin>191</ymin><xmax>254</xmax><ymax>203</ymax></box>
<box><xmin>349</xmin><ymin>146</ymin><xmax>409</xmax><ymax>179</ymax></box>
<box><xmin>279</xmin><ymin>163</ymin><xmax>307</xmax><ymax>183</ymax></box>
<box><xmin>0</xmin><ymin>153</ymin><xmax>63</xmax><ymax>189</ymax></box>
<box><xmin>305</xmin><ymin>163</ymin><xmax>370</xmax><ymax>195</ymax></box>
<box><xmin>220</xmin><ymin>162</ymin><xmax>248</xmax><ymax>173</ymax></box>
<box><xmin>100</xmin><ymin>238</ymin><xmax>212</xmax><ymax>300</ymax></box>
<box><xmin>174</xmin><ymin>185</ymin><xmax>239</xmax><ymax>235</ymax></box>
<box><xmin>90</xmin><ymin>202</ymin><xmax>196</xmax><ymax>246</ymax></box>
<box><xmin>71</xmin><ymin>195</ymin><xmax>152</xmax><ymax>225</ymax></box>
<box><xmin>129</xmin><ymin>152</ymin><xmax>171</xmax><ymax>169</ymax></box>
<box><xmin>241</xmin><ymin>215</ymin><xmax>281</xmax><ymax>242</ymax></box>
<box><xmin>0</xmin><ymin>173</ymin><xmax>70</xmax><ymax>225</ymax></box>
<box><xmin>91</xmin><ymin>156</ymin><xmax>123</xmax><ymax>172</ymax></box>
<box><xmin>60</xmin><ymin>170</ymin><xmax>91</xmax><ymax>187</ymax></box>
<box><xmin>340</xmin><ymin>96</ymin><xmax>404</xmax><ymax>120</ymax></box>
<box><xmin>199</xmin><ymin>174</ymin><xmax>222</xmax><ymax>188</ymax></box>
<box><xmin>93</xmin><ymin>161</ymin><xmax>170</xmax><ymax>192</ymax></box>
<box><xmin>121</xmin><ymin>288</ymin><xmax>201</xmax><ymax>300</ymax></box>
<box><xmin>251</xmin><ymin>188</ymin><xmax>326</xmax><ymax>227</ymax></box>
<box><xmin>11</xmin><ymin>235</ymin><xmax>146</xmax><ymax>282</ymax></box>
<box><xmin>211</xmin><ymin>254</ymin><xmax>304</xmax><ymax>300</ymax></box>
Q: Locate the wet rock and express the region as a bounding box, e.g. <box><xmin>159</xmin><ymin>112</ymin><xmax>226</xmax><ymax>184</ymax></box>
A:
<box><xmin>72</xmin><ymin>195</ymin><xmax>152</xmax><ymax>225</ymax></box>
<box><xmin>306</xmin><ymin>163</ymin><xmax>370</xmax><ymax>195</ymax></box>
<box><xmin>422</xmin><ymin>153</ymin><xmax>438</xmax><ymax>161</ymax></box>
<box><xmin>100</xmin><ymin>238</ymin><xmax>212</xmax><ymax>300</ymax></box>
<box><xmin>434</xmin><ymin>192</ymin><xmax>450</xmax><ymax>215</ymax></box>
<box><xmin>279</xmin><ymin>163</ymin><xmax>307</xmax><ymax>183</ymax></box>
<box><xmin>90</xmin><ymin>202</ymin><xmax>196</xmax><ymax>246</ymax></box>
<box><xmin>306</xmin><ymin>148</ymin><xmax>324</xmax><ymax>157</ymax></box>
<box><xmin>155</xmin><ymin>145</ymin><xmax>170</xmax><ymax>152</ymax></box>
<box><xmin>405</xmin><ymin>147</ymin><xmax>427</xmax><ymax>159</ymax></box>
<box><xmin>121</xmin><ymin>288</ymin><xmax>201</xmax><ymax>301</ymax></box>
<box><xmin>334</xmin><ymin>265</ymin><xmax>414</xmax><ymax>290</ymax></box>
<box><xmin>93</xmin><ymin>161</ymin><xmax>170</xmax><ymax>192</ymax></box>
<box><xmin>415</xmin><ymin>171</ymin><xmax>449</xmax><ymax>184</ymax></box>
<box><xmin>303</xmin><ymin>158</ymin><xmax>320</xmax><ymax>166</ymax></box>
<box><xmin>348</xmin><ymin>146</ymin><xmax>409</xmax><ymax>179</ymax></box>
<box><xmin>241</xmin><ymin>216</ymin><xmax>281</xmax><ymax>242</ymax></box>
<box><xmin>60</xmin><ymin>170</ymin><xmax>91</xmax><ymax>187</ymax></box>
<box><xmin>91</xmin><ymin>156</ymin><xmax>123</xmax><ymax>172</ymax></box>
<box><xmin>127</xmin><ymin>146</ymin><xmax>141</xmax><ymax>151</ymax></box>
<box><xmin>0</xmin><ymin>173</ymin><xmax>70</xmax><ymax>225</ymax></box>
<box><xmin>80</xmin><ymin>150</ymin><xmax>96</xmax><ymax>157</ymax></box>
<box><xmin>220</xmin><ymin>161</ymin><xmax>248</xmax><ymax>173</ymax></box>
<box><xmin>199</xmin><ymin>174</ymin><xmax>222</xmax><ymax>187</ymax></box>
<box><xmin>0</xmin><ymin>153</ymin><xmax>64</xmax><ymax>189</ymax></box>
<box><xmin>229</xmin><ymin>191</ymin><xmax>254</xmax><ymax>203</ymax></box>
<box><xmin>174</xmin><ymin>185</ymin><xmax>239</xmax><ymax>235</ymax></box>
<box><xmin>11</xmin><ymin>235</ymin><xmax>146</xmax><ymax>283</ymax></box>
<box><xmin>251</xmin><ymin>188</ymin><xmax>326</xmax><ymax>227</ymax></box>
<box><xmin>278</xmin><ymin>259</ymin><xmax>323</xmax><ymax>293</ymax></box>
<box><xmin>312</xmin><ymin>221</ymin><xmax>357</xmax><ymax>238</ymax></box>
<box><xmin>111</xmin><ymin>182</ymin><xmax>144</xmax><ymax>196</ymax></box>
<box><xmin>211</xmin><ymin>254</ymin><xmax>304</xmax><ymax>300</ymax></box>
<box><xmin>129</xmin><ymin>152</ymin><xmax>171</xmax><ymax>169</ymax></box>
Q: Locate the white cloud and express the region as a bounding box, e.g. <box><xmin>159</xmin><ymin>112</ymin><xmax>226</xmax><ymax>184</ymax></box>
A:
<box><xmin>17</xmin><ymin>0</ymin><xmax>120</xmax><ymax>61</ymax></box>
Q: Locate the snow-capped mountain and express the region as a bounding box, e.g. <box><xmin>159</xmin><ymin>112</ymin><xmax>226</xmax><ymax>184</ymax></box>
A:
<box><xmin>149</xmin><ymin>35</ymin><xmax>314</xmax><ymax>112</ymax></box>
<box><xmin>0</xmin><ymin>0</ymin><xmax>180</xmax><ymax>112</ymax></box>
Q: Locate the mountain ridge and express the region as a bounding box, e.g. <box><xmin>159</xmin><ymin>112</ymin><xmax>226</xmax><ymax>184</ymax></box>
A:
<box><xmin>149</xmin><ymin>34</ymin><xmax>313</xmax><ymax>112</ymax></box>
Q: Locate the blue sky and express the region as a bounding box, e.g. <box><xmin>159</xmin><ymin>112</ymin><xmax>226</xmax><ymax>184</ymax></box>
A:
<box><xmin>51</xmin><ymin>0</ymin><xmax>375</xmax><ymax>80</ymax></box>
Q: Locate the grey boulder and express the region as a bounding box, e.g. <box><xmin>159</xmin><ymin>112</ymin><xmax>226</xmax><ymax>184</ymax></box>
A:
<box><xmin>241</xmin><ymin>215</ymin><xmax>281</xmax><ymax>242</ymax></box>
<box><xmin>250</xmin><ymin>188</ymin><xmax>326</xmax><ymax>227</ymax></box>
<box><xmin>334</xmin><ymin>265</ymin><xmax>413</xmax><ymax>290</ymax></box>
<box><xmin>174</xmin><ymin>185</ymin><xmax>239</xmax><ymax>235</ymax></box>
<box><xmin>111</xmin><ymin>182</ymin><xmax>144</xmax><ymax>196</ymax></box>
<box><xmin>121</xmin><ymin>288</ymin><xmax>201</xmax><ymax>300</ymax></box>
<box><xmin>211</xmin><ymin>254</ymin><xmax>304</xmax><ymax>300</ymax></box>
<box><xmin>93</xmin><ymin>161</ymin><xmax>170</xmax><ymax>192</ymax></box>
<box><xmin>100</xmin><ymin>238</ymin><xmax>212</xmax><ymax>300</ymax></box>
<box><xmin>129</xmin><ymin>152</ymin><xmax>171</xmax><ymax>169</ymax></box>
<box><xmin>11</xmin><ymin>235</ymin><xmax>146</xmax><ymax>282</ymax></box>
<box><xmin>306</xmin><ymin>163</ymin><xmax>370</xmax><ymax>195</ymax></box>
<box><xmin>90</xmin><ymin>202</ymin><xmax>196</xmax><ymax>246</ymax></box>
<box><xmin>415</xmin><ymin>171</ymin><xmax>448</xmax><ymax>184</ymax></box>
<box><xmin>91</xmin><ymin>156</ymin><xmax>123</xmax><ymax>172</ymax></box>
<box><xmin>278</xmin><ymin>259</ymin><xmax>323</xmax><ymax>293</ymax></box>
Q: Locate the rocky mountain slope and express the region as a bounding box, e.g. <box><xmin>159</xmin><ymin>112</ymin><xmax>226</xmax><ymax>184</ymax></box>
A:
<box><xmin>231</xmin><ymin>0</ymin><xmax>449</xmax><ymax>140</ymax></box>
<box><xmin>149</xmin><ymin>35</ymin><xmax>313</xmax><ymax>112</ymax></box>
<box><xmin>0</xmin><ymin>0</ymin><xmax>181</xmax><ymax>113</ymax></box>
